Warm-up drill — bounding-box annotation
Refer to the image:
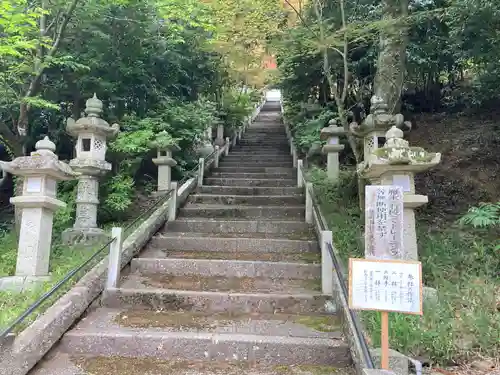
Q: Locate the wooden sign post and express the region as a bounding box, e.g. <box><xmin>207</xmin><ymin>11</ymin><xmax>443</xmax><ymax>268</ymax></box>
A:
<box><xmin>348</xmin><ymin>258</ymin><xmax>423</xmax><ymax>369</ymax></box>
<box><xmin>352</xmin><ymin>185</ymin><xmax>423</xmax><ymax>370</ymax></box>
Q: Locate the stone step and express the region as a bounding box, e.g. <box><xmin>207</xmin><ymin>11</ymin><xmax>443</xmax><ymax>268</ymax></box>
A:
<box><xmin>59</xmin><ymin>308</ymin><xmax>349</xmax><ymax>367</ymax></box>
<box><xmin>31</xmin><ymin>351</ymin><xmax>355</xmax><ymax>375</ymax></box>
<box><xmin>178</xmin><ymin>204</ymin><xmax>304</xmax><ymax>220</ymax></box>
<box><xmin>140</xmin><ymin>248</ymin><xmax>321</xmax><ymax>264</ymax></box>
<box><xmin>102</xmin><ymin>287</ymin><xmax>330</xmax><ymax>314</ymax></box>
<box><xmin>197</xmin><ymin>186</ymin><xmax>301</xmax><ymax>195</ymax></box>
<box><xmin>210</xmin><ymin>171</ymin><xmax>295</xmax><ymax>179</ymax></box>
<box><xmin>227</xmin><ymin>152</ymin><xmax>292</xmax><ymax>157</ymax></box>
<box><xmin>218</xmin><ymin>161</ymin><xmax>292</xmax><ymax>168</ymax></box>
<box><xmin>213</xmin><ymin>167</ymin><xmax>295</xmax><ymax>173</ymax></box>
<box><xmin>148</xmin><ymin>233</ymin><xmax>317</xmax><ymax>253</ymax></box>
<box><xmin>204</xmin><ymin>178</ymin><xmax>296</xmax><ymax>187</ymax></box>
<box><xmin>186</xmin><ymin>194</ymin><xmax>303</xmax><ymax>205</ymax></box>
<box><xmin>164</xmin><ymin>218</ymin><xmax>313</xmax><ymax>235</ymax></box>
<box><xmin>131</xmin><ymin>258</ymin><xmax>320</xmax><ymax>279</ymax></box>
<box><xmin>223</xmin><ymin>156</ymin><xmax>293</xmax><ymax>162</ymax></box>
<box><xmin>232</xmin><ymin>148</ymin><xmax>289</xmax><ymax>152</ymax></box>
<box><xmin>237</xmin><ymin>142</ymin><xmax>289</xmax><ymax>146</ymax></box>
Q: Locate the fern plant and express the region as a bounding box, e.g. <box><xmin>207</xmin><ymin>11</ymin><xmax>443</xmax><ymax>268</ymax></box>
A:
<box><xmin>458</xmin><ymin>202</ymin><xmax>500</xmax><ymax>228</ymax></box>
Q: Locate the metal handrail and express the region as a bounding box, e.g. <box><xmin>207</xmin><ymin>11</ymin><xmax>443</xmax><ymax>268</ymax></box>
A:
<box><xmin>0</xmin><ymin>236</ymin><xmax>114</xmax><ymax>339</ymax></box>
<box><xmin>326</xmin><ymin>241</ymin><xmax>375</xmax><ymax>369</ymax></box>
<box><xmin>0</xmin><ymin>107</ymin><xmax>254</xmax><ymax>343</ymax></box>
<box><xmin>300</xmin><ymin>165</ymin><xmax>374</xmax><ymax>369</ymax></box>
<box><xmin>0</xmin><ymin>187</ymin><xmax>176</xmax><ymax>340</ymax></box>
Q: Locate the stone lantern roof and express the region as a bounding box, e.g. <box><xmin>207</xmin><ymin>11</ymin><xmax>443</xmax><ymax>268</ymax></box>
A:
<box><xmin>359</xmin><ymin>126</ymin><xmax>442</xmax><ymax>178</ymax></box>
<box><xmin>0</xmin><ymin>136</ymin><xmax>79</xmax><ymax>180</ymax></box>
<box><xmin>66</xmin><ymin>94</ymin><xmax>120</xmax><ymax>139</ymax></box>
<box><xmin>320</xmin><ymin>118</ymin><xmax>346</xmax><ymax>141</ymax></box>
<box><xmin>350</xmin><ymin>96</ymin><xmax>411</xmax><ymax>138</ymax></box>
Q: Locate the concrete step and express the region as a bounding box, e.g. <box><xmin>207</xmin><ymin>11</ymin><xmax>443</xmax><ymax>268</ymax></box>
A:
<box><xmin>237</xmin><ymin>142</ymin><xmax>289</xmax><ymax>146</ymax></box>
<box><xmin>148</xmin><ymin>233</ymin><xmax>317</xmax><ymax>253</ymax></box>
<box><xmin>186</xmin><ymin>194</ymin><xmax>304</xmax><ymax>205</ymax></box>
<box><xmin>178</xmin><ymin>204</ymin><xmax>304</xmax><ymax>220</ymax></box>
<box><xmin>213</xmin><ymin>167</ymin><xmax>295</xmax><ymax>174</ymax></box>
<box><xmin>223</xmin><ymin>156</ymin><xmax>293</xmax><ymax>162</ymax></box>
<box><xmin>226</xmin><ymin>154</ymin><xmax>291</xmax><ymax>158</ymax></box>
<box><xmin>59</xmin><ymin>308</ymin><xmax>349</xmax><ymax>367</ymax></box>
<box><xmin>210</xmin><ymin>172</ymin><xmax>295</xmax><ymax>179</ymax></box>
<box><xmin>204</xmin><ymin>178</ymin><xmax>296</xmax><ymax>187</ymax></box>
<box><xmin>102</xmin><ymin>287</ymin><xmax>330</xmax><ymax>314</ymax></box>
<box><xmin>164</xmin><ymin>218</ymin><xmax>313</xmax><ymax>235</ymax></box>
<box><xmin>131</xmin><ymin>258</ymin><xmax>320</xmax><ymax>279</ymax></box>
<box><xmin>31</xmin><ymin>351</ymin><xmax>355</xmax><ymax>375</ymax></box>
<box><xmin>218</xmin><ymin>161</ymin><xmax>292</xmax><ymax>168</ymax></box>
<box><xmin>140</xmin><ymin>248</ymin><xmax>321</xmax><ymax>264</ymax></box>
<box><xmin>197</xmin><ymin>186</ymin><xmax>301</xmax><ymax>195</ymax></box>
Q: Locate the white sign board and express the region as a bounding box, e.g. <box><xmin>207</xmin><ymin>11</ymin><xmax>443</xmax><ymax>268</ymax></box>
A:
<box><xmin>26</xmin><ymin>177</ymin><xmax>42</xmax><ymax>193</ymax></box>
<box><xmin>349</xmin><ymin>258</ymin><xmax>423</xmax><ymax>315</ymax></box>
<box><xmin>365</xmin><ymin>185</ymin><xmax>404</xmax><ymax>259</ymax></box>
<box><xmin>392</xmin><ymin>174</ymin><xmax>411</xmax><ymax>192</ymax></box>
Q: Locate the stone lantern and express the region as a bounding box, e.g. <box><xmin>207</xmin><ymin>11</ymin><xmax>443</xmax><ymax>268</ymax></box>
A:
<box><xmin>0</xmin><ymin>137</ymin><xmax>79</xmax><ymax>290</ymax></box>
<box><xmin>320</xmin><ymin>118</ymin><xmax>346</xmax><ymax>181</ymax></box>
<box><xmin>350</xmin><ymin>95</ymin><xmax>411</xmax><ymax>169</ymax></box>
<box><xmin>151</xmin><ymin>131</ymin><xmax>180</xmax><ymax>192</ymax></box>
<box><xmin>62</xmin><ymin>94</ymin><xmax>119</xmax><ymax>244</ymax></box>
<box><xmin>214</xmin><ymin>118</ymin><xmax>225</xmax><ymax>146</ymax></box>
<box><xmin>197</xmin><ymin>123</ymin><xmax>215</xmax><ymax>158</ymax></box>
<box><xmin>360</xmin><ymin>126</ymin><xmax>441</xmax><ymax>261</ymax></box>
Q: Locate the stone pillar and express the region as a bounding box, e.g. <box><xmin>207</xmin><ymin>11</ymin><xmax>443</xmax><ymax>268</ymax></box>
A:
<box><xmin>0</xmin><ymin>137</ymin><xmax>78</xmax><ymax>291</ymax></box>
<box><xmin>62</xmin><ymin>94</ymin><xmax>119</xmax><ymax>244</ymax></box>
<box><xmin>214</xmin><ymin>119</ymin><xmax>225</xmax><ymax>146</ymax></box>
<box><xmin>361</xmin><ymin>126</ymin><xmax>441</xmax><ymax>261</ymax></box>
<box><xmin>320</xmin><ymin>119</ymin><xmax>346</xmax><ymax>181</ymax></box>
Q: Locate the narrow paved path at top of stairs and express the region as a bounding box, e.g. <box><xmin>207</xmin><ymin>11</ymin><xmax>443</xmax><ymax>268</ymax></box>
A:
<box><xmin>29</xmin><ymin>101</ymin><xmax>354</xmax><ymax>375</ymax></box>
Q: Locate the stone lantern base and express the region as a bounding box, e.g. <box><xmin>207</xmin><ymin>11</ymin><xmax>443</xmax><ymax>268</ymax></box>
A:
<box><xmin>0</xmin><ymin>275</ymin><xmax>51</xmax><ymax>292</ymax></box>
<box><xmin>62</xmin><ymin>227</ymin><xmax>109</xmax><ymax>246</ymax></box>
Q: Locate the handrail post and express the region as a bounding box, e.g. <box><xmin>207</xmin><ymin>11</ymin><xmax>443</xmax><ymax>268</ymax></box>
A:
<box><xmin>214</xmin><ymin>146</ymin><xmax>220</xmax><ymax>168</ymax></box>
<box><xmin>198</xmin><ymin>157</ymin><xmax>204</xmax><ymax>186</ymax></box>
<box><xmin>168</xmin><ymin>182</ymin><xmax>178</xmax><ymax>221</ymax></box>
<box><xmin>292</xmin><ymin>147</ymin><xmax>298</xmax><ymax>167</ymax></box>
<box><xmin>225</xmin><ymin>137</ymin><xmax>230</xmax><ymax>156</ymax></box>
<box><xmin>106</xmin><ymin>227</ymin><xmax>123</xmax><ymax>289</ymax></box>
<box><xmin>297</xmin><ymin>159</ymin><xmax>303</xmax><ymax>188</ymax></box>
<box><xmin>320</xmin><ymin>230</ymin><xmax>334</xmax><ymax>295</ymax></box>
<box><xmin>305</xmin><ymin>182</ymin><xmax>313</xmax><ymax>224</ymax></box>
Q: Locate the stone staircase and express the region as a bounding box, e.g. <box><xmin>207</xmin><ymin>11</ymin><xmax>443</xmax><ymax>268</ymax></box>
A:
<box><xmin>30</xmin><ymin>101</ymin><xmax>353</xmax><ymax>375</ymax></box>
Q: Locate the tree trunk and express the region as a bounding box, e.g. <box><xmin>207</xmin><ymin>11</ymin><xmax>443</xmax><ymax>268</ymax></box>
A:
<box><xmin>373</xmin><ymin>0</ymin><xmax>409</xmax><ymax>114</ymax></box>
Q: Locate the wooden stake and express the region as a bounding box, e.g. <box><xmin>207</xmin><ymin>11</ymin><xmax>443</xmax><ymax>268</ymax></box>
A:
<box><xmin>381</xmin><ymin>311</ymin><xmax>389</xmax><ymax>369</ymax></box>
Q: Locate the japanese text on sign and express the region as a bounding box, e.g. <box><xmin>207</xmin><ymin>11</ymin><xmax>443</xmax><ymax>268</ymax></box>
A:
<box><xmin>365</xmin><ymin>185</ymin><xmax>404</xmax><ymax>259</ymax></box>
<box><xmin>348</xmin><ymin>258</ymin><xmax>423</xmax><ymax>315</ymax></box>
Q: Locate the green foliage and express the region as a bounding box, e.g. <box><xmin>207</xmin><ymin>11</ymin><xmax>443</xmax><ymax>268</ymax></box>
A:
<box><xmin>220</xmin><ymin>90</ymin><xmax>257</xmax><ymax>130</ymax></box>
<box><xmin>458</xmin><ymin>202</ymin><xmax>500</xmax><ymax>228</ymax></box>
<box><xmin>100</xmin><ymin>174</ymin><xmax>135</xmax><ymax>222</ymax></box>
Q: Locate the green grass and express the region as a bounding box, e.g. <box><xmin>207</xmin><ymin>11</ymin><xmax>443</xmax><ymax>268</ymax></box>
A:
<box><xmin>0</xmin><ymin>230</ymin><xmax>108</xmax><ymax>331</ymax></box>
<box><xmin>308</xmin><ymin>167</ymin><xmax>500</xmax><ymax>365</ymax></box>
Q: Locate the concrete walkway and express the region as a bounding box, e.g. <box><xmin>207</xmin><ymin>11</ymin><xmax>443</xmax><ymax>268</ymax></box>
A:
<box><xmin>29</xmin><ymin>101</ymin><xmax>354</xmax><ymax>374</ymax></box>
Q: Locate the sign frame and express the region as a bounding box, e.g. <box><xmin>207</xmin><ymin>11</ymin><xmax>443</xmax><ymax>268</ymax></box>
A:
<box><xmin>348</xmin><ymin>257</ymin><xmax>423</xmax><ymax>316</ymax></box>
